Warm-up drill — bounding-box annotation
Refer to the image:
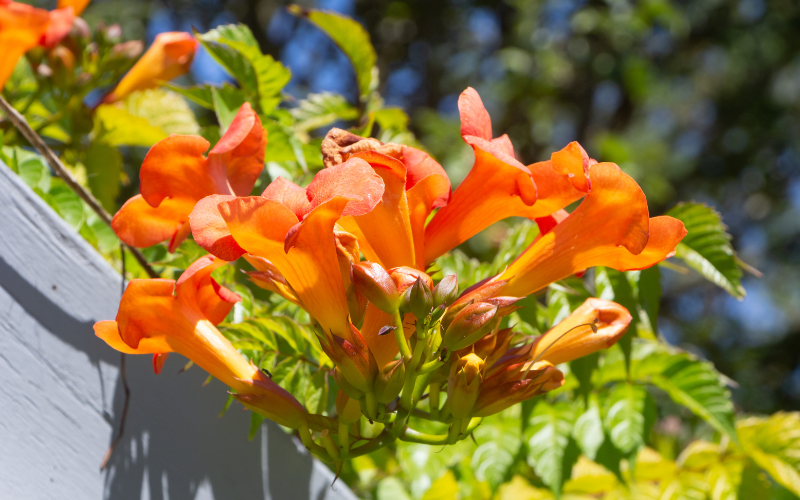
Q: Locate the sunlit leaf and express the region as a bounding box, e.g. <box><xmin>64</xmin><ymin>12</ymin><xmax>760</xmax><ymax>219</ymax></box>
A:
<box><xmin>667</xmin><ymin>202</ymin><xmax>745</xmax><ymax>299</ymax></box>
<box><xmin>420</xmin><ymin>471</ymin><xmax>459</xmax><ymax>500</ymax></box>
<box><xmin>526</xmin><ymin>401</ymin><xmax>578</xmax><ymax>498</ymax></box>
<box><xmin>291</xmin><ymin>92</ymin><xmax>358</xmax><ymax>132</ymax></box>
<box><xmin>288</xmin><ymin>6</ymin><xmax>377</xmax><ymax>99</ymax></box>
<box><xmin>737</xmin><ymin>412</ymin><xmax>800</xmax><ymax>497</ymax></box>
<box><xmin>602</xmin><ymin>382</ymin><xmax>656</xmax><ymax>455</ymax></box>
<box><xmin>84</xmin><ymin>141</ymin><xmax>122</xmax><ymax>212</ymax></box>
<box><xmin>573</xmin><ymin>395</ymin><xmax>604</xmax><ymax>460</ymax></box>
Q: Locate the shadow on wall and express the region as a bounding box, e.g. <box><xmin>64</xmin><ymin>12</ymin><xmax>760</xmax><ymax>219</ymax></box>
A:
<box><xmin>0</xmin><ymin>162</ymin><xmax>348</xmax><ymax>500</ymax></box>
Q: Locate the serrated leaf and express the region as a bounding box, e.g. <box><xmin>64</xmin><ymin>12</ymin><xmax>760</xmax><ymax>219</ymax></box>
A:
<box><xmin>737</xmin><ymin>412</ymin><xmax>800</xmax><ymax>496</ymax></box>
<box><xmin>95</xmin><ymin>89</ymin><xmax>199</xmax><ymax>147</ymax></box>
<box><xmin>198</xmin><ymin>24</ymin><xmax>291</xmax><ymax>114</ymax></box>
<box><xmin>596</xmin><ymin>340</ymin><xmax>737</xmax><ymax>441</ymax></box>
<box><xmin>526</xmin><ymin>401</ymin><xmax>578</xmax><ymax>498</ymax></box>
<box><xmin>573</xmin><ymin>395</ymin><xmax>604</xmax><ymax>460</ymax></box>
<box><xmin>46</xmin><ymin>180</ymin><xmax>85</xmax><ymax>230</ymax></box>
<box><xmin>667</xmin><ymin>202</ymin><xmax>745</xmax><ymax>299</ymax></box>
<box><xmin>289</xmin><ymin>6</ymin><xmax>376</xmax><ymax>99</ymax></box>
<box><xmin>291</xmin><ymin>92</ymin><xmax>358</xmax><ymax>132</ymax></box>
<box><xmin>471</xmin><ymin>418</ymin><xmax>522</xmax><ymax>490</ymax></box>
<box><xmin>563</xmin><ymin>456</ymin><xmax>619</xmax><ymax>495</ymax></box>
<box><xmin>707</xmin><ymin>462</ymin><xmax>738</xmax><ymax>500</ymax></box>
<box><xmin>84</xmin><ymin>141</ymin><xmax>121</xmax><ymax>212</ymax></box>
<box><xmin>603</xmin><ymin>383</ymin><xmax>656</xmax><ymax>455</ymax></box>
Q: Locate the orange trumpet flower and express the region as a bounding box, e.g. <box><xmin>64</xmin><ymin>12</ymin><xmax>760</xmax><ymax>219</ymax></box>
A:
<box><xmin>103</xmin><ymin>31</ymin><xmax>197</xmax><ymax>104</ymax></box>
<box><xmin>422</xmin><ymin>88</ymin><xmax>588</xmax><ymax>264</ymax></box>
<box><xmin>93</xmin><ymin>255</ymin><xmax>306</xmax><ymax>429</ymax></box>
<box><xmin>190</xmin><ymin>158</ymin><xmax>385</xmax><ymax>341</ymax></box>
<box><xmin>0</xmin><ymin>2</ymin><xmax>50</xmax><ymax>90</ymax></box>
<box><xmin>112</xmin><ymin>103</ymin><xmax>266</xmax><ymax>252</ymax></box>
<box><xmin>472</xmin><ymin>360</ymin><xmax>564</xmax><ymax>417</ymax></box>
<box><xmin>526</xmin><ymin>298</ymin><xmax>632</xmax><ymax>366</ymax></box>
<box><xmin>499</xmin><ymin>162</ymin><xmax>688</xmax><ymax>297</ymax></box>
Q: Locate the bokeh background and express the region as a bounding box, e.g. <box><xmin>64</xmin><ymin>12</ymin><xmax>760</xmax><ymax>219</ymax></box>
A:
<box><xmin>81</xmin><ymin>0</ymin><xmax>800</xmax><ymax>415</ymax></box>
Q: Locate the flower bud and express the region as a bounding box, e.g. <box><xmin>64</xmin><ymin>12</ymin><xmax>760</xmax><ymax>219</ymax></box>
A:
<box><xmin>407</xmin><ymin>277</ymin><xmax>432</xmax><ymax>320</ymax></box>
<box><xmin>374</xmin><ymin>358</ymin><xmax>406</xmax><ymax>404</ymax></box>
<box><xmin>484</xmin><ymin>296</ymin><xmax>523</xmax><ymax>316</ymax></box>
<box><xmin>442</xmin><ymin>302</ymin><xmax>500</xmax><ymax>351</ymax></box>
<box><xmin>231</xmin><ymin>370</ymin><xmax>308</xmax><ymax>429</ymax></box>
<box><xmin>447</xmin><ymin>353</ymin><xmax>484</xmax><ymax>418</ymax></box>
<box><xmin>441</xmin><ymin>278</ymin><xmax>507</xmax><ymax>331</ymax></box>
<box><xmin>389</xmin><ymin>266</ymin><xmax>433</xmax><ymax>293</ymax></box>
<box><xmin>69</xmin><ymin>17</ymin><xmax>91</xmax><ymax>41</ymax></box>
<box><xmin>244</xmin><ymin>256</ymin><xmax>304</xmax><ymax>308</ymax></box>
<box><xmin>321</xmin><ymin>328</ymin><xmax>378</xmax><ymax>394</ymax></box>
<box><xmin>48</xmin><ymin>45</ymin><xmax>75</xmax><ymax>87</ymax></box>
<box><xmin>110</xmin><ymin>40</ymin><xmax>144</xmax><ymax>61</ymax></box>
<box><xmin>472</xmin><ymin>361</ymin><xmax>564</xmax><ymax>417</ymax></box>
<box><xmin>350</xmin><ymin>261</ymin><xmax>399</xmax><ymax>314</ymax></box>
<box><xmin>433</xmin><ymin>275</ymin><xmax>458</xmax><ymax>308</ymax></box>
<box><xmin>336</xmin><ymin>390</ymin><xmax>363</xmax><ymax>424</ymax></box>
<box><xmin>334</xmin><ymin>367</ymin><xmax>363</xmax><ymax>400</ymax></box>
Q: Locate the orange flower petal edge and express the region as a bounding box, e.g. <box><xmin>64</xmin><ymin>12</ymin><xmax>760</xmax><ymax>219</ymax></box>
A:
<box><xmin>40</xmin><ymin>7</ymin><xmax>74</xmax><ymax>49</ymax></box>
<box><xmin>57</xmin><ymin>0</ymin><xmax>91</xmax><ymax>16</ymax></box>
<box><xmin>103</xmin><ymin>31</ymin><xmax>197</xmax><ymax>104</ymax></box>
<box><xmin>0</xmin><ymin>3</ymin><xmax>50</xmax><ymax>90</ymax></box>
<box><xmin>500</xmin><ymin>163</ymin><xmax>687</xmax><ymax>297</ymax></box>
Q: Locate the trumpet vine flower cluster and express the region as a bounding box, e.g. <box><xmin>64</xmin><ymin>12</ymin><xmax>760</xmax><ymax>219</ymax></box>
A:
<box><xmin>95</xmin><ymin>87</ymin><xmax>687</xmax><ymax>465</ymax></box>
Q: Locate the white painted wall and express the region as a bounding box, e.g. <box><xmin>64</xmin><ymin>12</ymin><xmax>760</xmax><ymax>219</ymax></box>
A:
<box><xmin>0</xmin><ymin>162</ymin><xmax>356</xmax><ymax>500</ymax></box>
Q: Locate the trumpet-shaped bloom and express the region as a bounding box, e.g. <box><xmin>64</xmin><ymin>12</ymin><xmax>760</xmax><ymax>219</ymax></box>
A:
<box><xmin>422</xmin><ymin>88</ymin><xmax>587</xmax><ymax>264</ymax></box>
<box><xmin>500</xmin><ymin>162</ymin><xmax>688</xmax><ymax>297</ymax></box>
<box><xmin>93</xmin><ymin>255</ymin><xmax>306</xmax><ymax>429</ymax></box>
<box><xmin>527</xmin><ymin>298</ymin><xmax>632</xmax><ymax>366</ymax></box>
<box><xmin>39</xmin><ymin>7</ymin><xmax>74</xmax><ymax>49</ymax></box>
<box><xmin>472</xmin><ymin>360</ymin><xmax>564</xmax><ymax>417</ymax></box>
<box><xmin>103</xmin><ymin>31</ymin><xmax>197</xmax><ymax>104</ymax></box>
<box><xmin>112</xmin><ymin>103</ymin><xmax>266</xmax><ymax>252</ymax></box>
<box><xmin>57</xmin><ymin>0</ymin><xmax>91</xmax><ymax>16</ymax></box>
<box><xmin>191</xmin><ymin>158</ymin><xmax>385</xmax><ymax>341</ymax></box>
<box><xmin>0</xmin><ymin>3</ymin><xmax>50</xmax><ymax>89</ymax></box>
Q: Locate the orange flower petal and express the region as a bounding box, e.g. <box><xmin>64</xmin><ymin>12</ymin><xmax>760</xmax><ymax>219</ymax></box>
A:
<box><xmin>423</xmin><ymin>146</ymin><xmax>538</xmax><ymax>264</ymax></box>
<box><xmin>40</xmin><ymin>7</ymin><xmax>74</xmax><ymax>48</ymax></box>
<box><xmin>349</xmin><ymin>151</ymin><xmax>417</xmax><ymax>269</ymax></box>
<box><xmin>207</xmin><ymin>103</ymin><xmax>266</xmax><ymax>196</ymax></box>
<box><xmin>403</xmin><ymin>146</ymin><xmax>451</xmax><ymax>268</ymax></box>
<box><xmin>139</xmin><ymin>135</ymin><xmax>219</xmax><ymax>206</ymax></box>
<box><xmin>189</xmin><ymin>194</ymin><xmax>246</xmax><ymax>261</ymax></box>
<box><xmin>305</xmin><ymin>157</ymin><xmax>385</xmax><ymax>217</ymax></box>
<box><xmin>220</xmin><ymin>196</ymin><xmax>353</xmax><ymax>339</ymax></box>
<box><xmin>551</xmin><ymin>141</ymin><xmax>595</xmax><ymax>193</ymax></box>
<box><xmin>176</xmin><ymin>255</ymin><xmax>241</xmax><ymax>324</ymax></box>
<box><xmin>360</xmin><ymin>303</ymin><xmax>414</xmax><ymax>367</ymax></box>
<box><xmin>262</xmin><ymin>177</ymin><xmax>312</xmax><ymax>219</ymax></box>
<box><xmin>103</xmin><ymin>31</ymin><xmax>197</xmax><ymax>104</ymax></box>
<box><xmin>459</xmin><ymin>87</ymin><xmax>493</xmax><ymax>141</ymax></box>
<box><xmin>528</xmin><ymin>298</ymin><xmax>632</xmax><ymax>365</ymax></box>
<box><xmin>112</xmin><ymin>194</ymin><xmax>196</xmax><ymax>249</ymax></box>
<box><xmin>94</xmin><ymin>320</ymin><xmax>172</xmax><ymax>354</ymax></box>
<box><xmin>57</xmin><ymin>0</ymin><xmax>90</xmax><ymax>16</ymax></box>
<box><xmin>116</xmin><ymin>279</ymin><xmax>185</xmax><ymax>350</ymax></box>
<box><xmin>500</xmin><ymin>163</ymin><xmax>687</xmax><ymax>297</ymax></box>
<box><xmin>0</xmin><ymin>3</ymin><xmax>50</xmax><ymax>89</ymax></box>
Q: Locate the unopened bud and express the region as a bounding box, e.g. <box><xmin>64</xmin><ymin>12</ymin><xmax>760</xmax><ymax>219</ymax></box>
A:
<box><xmin>484</xmin><ymin>296</ymin><xmax>523</xmax><ymax>316</ymax></box>
<box><xmin>70</xmin><ymin>17</ymin><xmax>91</xmax><ymax>41</ymax></box>
<box><xmin>433</xmin><ymin>275</ymin><xmax>458</xmax><ymax>308</ymax></box>
<box><xmin>443</xmin><ymin>302</ymin><xmax>500</xmax><ymax>351</ymax></box>
<box><xmin>441</xmin><ymin>278</ymin><xmax>508</xmax><ymax>331</ymax></box>
<box><xmin>408</xmin><ymin>277</ymin><xmax>433</xmax><ymax>320</ymax></box>
<box><xmin>110</xmin><ymin>40</ymin><xmax>144</xmax><ymax>60</ymax></box>
<box><xmin>389</xmin><ymin>266</ymin><xmax>433</xmax><ymax>293</ymax></box>
<box><xmin>447</xmin><ymin>353</ymin><xmax>484</xmax><ymax>418</ymax></box>
<box><xmin>322</xmin><ymin>328</ymin><xmax>377</xmax><ymax>395</ymax></box>
<box><xmin>350</xmin><ymin>262</ymin><xmax>399</xmax><ymax>314</ymax></box>
<box><xmin>105</xmin><ymin>24</ymin><xmax>122</xmax><ymax>43</ymax></box>
<box><xmin>374</xmin><ymin>359</ymin><xmax>406</xmax><ymax>404</ymax></box>
<box><xmin>334</xmin><ymin>367</ymin><xmax>364</xmax><ymax>400</ymax></box>
<box><xmin>336</xmin><ymin>390</ymin><xmax>363</xmax><ymax>424</ymax></box>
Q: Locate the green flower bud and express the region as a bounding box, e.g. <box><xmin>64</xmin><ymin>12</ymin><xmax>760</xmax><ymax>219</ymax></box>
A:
<box><xmin>408</xmin><ymin>277</ymin><xmax>433</xmax><ymax>320</ymax></box>
<box><xmin>442</xmin><ymin>302</ymin><xmax>500</xmax><ymax>351</ymax></box>
<box><xmin>433</xmin><ymin>275</ymin><xmax>458</xmax><ymax>308</ymax></box>
<box><xmin>374</xmin><ymin>359</ymin><xmax>406</xmax><ymax>404</ymax></box>
<box><xmin>350</xmin><ymin>261</ymin><xmax>399</xmax><ymax>314</ymax></box>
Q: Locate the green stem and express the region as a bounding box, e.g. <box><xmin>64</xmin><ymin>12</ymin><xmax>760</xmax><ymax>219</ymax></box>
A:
<box><xmin>429</xmin><ymin>382</ymin><xmax>441</xmax><ymax>419</ymax></box>
<box><xmin>417</xmin><ymin>358</ymin><xmax>443</xmax><ymax>375</ymax></box>
<box><xmin>392</xmin><ymin>309</ymin><xmax>412</xmax><ymax>360</ymax></box>
<box><xmin>400</xmin><ymin>418</ymin><xmax>484</xmax><ymax>445</ymax></box>
<box><xmin>307</xmin><ymin>413</ymin><xmax>338</xmax><ymax>432</ymax></box>
<box><xmin>364</xmin><ymin>391</ymin><xmax>378</xmax><ymax>421</ymax></box>
<box><xmin>338</xmin><ymin>422</ymin><xmax>350</xmax><ymax>459</ymax></box>
<box><xmin>348</xmin><ymin>430</ymin><xmax>398</xmax><ymax>458</ymax></box>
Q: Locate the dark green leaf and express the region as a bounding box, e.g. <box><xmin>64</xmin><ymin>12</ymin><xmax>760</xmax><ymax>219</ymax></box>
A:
<box><xmin>638</xmin><ymin>266</ymin><xmax>661</xmax><ymax>335</ymax></box>
<box><xmin>667</xmin><ymin>202</ymin><xmax>745</xmax><ymax>299</ymax></box>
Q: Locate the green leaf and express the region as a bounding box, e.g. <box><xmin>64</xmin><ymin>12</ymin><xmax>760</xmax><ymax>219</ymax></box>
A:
<box><xmin>596</xmin><ymin>340</ymin><xmax>737</xmax><ymax>440</ymax></box>
<box><xmin>738</xmin><ymin>412</ymin><xmax>800</xmax><ymax>496</ymax></box>
<box><xmin>14</xmin><ymin>149</ymin><xmax>51</xmax><ymax>192</ymax></box>
<box><xmin>249</xmin><ymin>411</ymin><xmax>265</xmax><ymax>440</ymax></box>
<box><xmin>526</xmin><ymin>400</ymin><xmax>579</xmax><ymax>498</ymax></box>
<box><xmin>420</xmin><ymin>471</ymin><xmax>459</xmax><ymax>500</ymax></box>
<box><xmin>603</xmin><ymin>383</ymin><xmax>656</xmax><ymax>455</ymax></box>
<box><xmin>291</xmin><ymin>92</ymin><xmax>359</xmax><ymax>132</ymax></box>
<box><xmin>84</xmin><ymin>141</ymin><xmax>122</xmax><ymax>212</ymax></box>
<box><xmin>376</xmin><ymin>477</ymin><xmax>412</xmax><ymax>500</ymax></box>
<box><xmin>667</xmin><ymin>202</ymin><xmax>745</xmax><ymax>299</ymax></box>
<box><xmin>487</xmin><ymin>220</ymin><xmax>540</xmax><ymax>276</ymax></box>
<box><xmin>573</xmin><ymin>395</ymin><xmax>604</xmax><ymax>460</ymax></box>
<box><xmin>95</xmin><ymin>89</ymin><xmax>200</xmax><ymax>147</ymax></box>
<box><xmin>304</xmin><ymin>370</ymin><xmax>328</xmax><ymax>415</ymax></box>
<box><xmin>211</xmin><ymin>84</ymin><xmax>248</xmax><ymax>132</ymax></box>
<box><xmin>165</xmin><ymin>83</ymin><xmax>214</xmax><ymax>109</ymax></box>
<box><xmin>471</xmin><ymin>417</ymin><xmax>523</xmax><ymax>490</ymax></box>
<box><xmin>289</xmin><ymin>6</ymin><xmax>377</xmax><ymax>99</ymax></box>
<box><xmin>638</xmin><ymin>266</ymin><xmax>661</xmax><ymax>335</ymax></box>
<box><xmin>198</xmin><ymin>24</ymin><xmax>291</xmax><ymax>114</ymax></box>
<box><xmin>374</xmin><ymin>107</ymin><xmax>410</xmax><ymax>132</ymax></box>
<box><xmin>46</xmin><ymin>180</ymin><xmax>85</xmax><ymax>230</ymax></box>
<box><xmin>596</xmin><ymin>268</ymin><xmax>639</xmax><ymax>367</ymax></box>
